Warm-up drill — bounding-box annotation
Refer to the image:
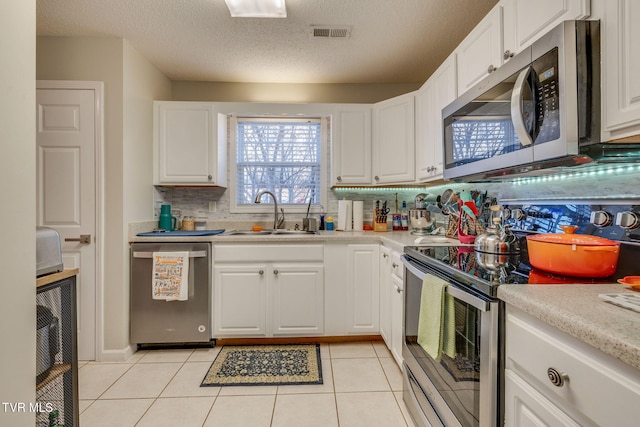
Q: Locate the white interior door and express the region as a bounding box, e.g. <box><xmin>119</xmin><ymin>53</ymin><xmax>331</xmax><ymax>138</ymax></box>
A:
<box><xmin>36</xmin><ymin>87</ymin><xmax>97</xmax><ymax>360</ymax></box>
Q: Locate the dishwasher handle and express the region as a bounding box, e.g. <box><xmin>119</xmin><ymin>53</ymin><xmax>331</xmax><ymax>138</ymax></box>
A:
<box><xmin>132</xmin><ymin>250</ymin><xmax>208</xmax><ymax>259</ymax></box>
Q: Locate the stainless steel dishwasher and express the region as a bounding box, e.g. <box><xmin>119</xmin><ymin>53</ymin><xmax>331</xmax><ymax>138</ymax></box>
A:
<box><xmin>130</xmin><ymin>242</ymin><xmax>212</xmax><ymax>346</ymax></box>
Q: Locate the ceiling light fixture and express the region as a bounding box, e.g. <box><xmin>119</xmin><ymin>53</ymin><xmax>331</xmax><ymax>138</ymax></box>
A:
<box><xmin>225</xmin><ymin>0</ymin><xmax>287</xmax><ymax>18</ymax></box>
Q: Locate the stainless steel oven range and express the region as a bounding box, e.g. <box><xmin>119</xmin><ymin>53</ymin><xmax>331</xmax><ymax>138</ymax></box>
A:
<box><xmin>402</xmin><ymin>246</ymin><xmax>505</xmax><ymax>427</ymax></box>
<box><xmin>401</xmin><ymin>202</ymin><xmax>640</xmax><ymax>426</ymax></box>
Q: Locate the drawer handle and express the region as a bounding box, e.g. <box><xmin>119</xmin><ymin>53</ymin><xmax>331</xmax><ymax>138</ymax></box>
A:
<box><xmin>547</xmin><ymin>367</ymin><xmax>568</xmax><ymax>387</ymax></box>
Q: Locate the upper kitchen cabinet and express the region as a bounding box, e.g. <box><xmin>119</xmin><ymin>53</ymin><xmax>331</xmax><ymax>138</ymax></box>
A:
<box><xmin>501</xmin><ymin>0</ymin><xmax>591</xmax><ymax>62</ymax></box>
<box><xmin>331</xmin><ymin>105</ymin><xmax>372</xmax><ymax>186</ymax></box>
<box><xmin>415</xmin><ymin>53</ymin><xmax>457</xmax><ymax>181</ymax></box>
<box><xmin>456</xmin><ymin>4</ymin><xmax>504</xmax><ymax>96</ymax></box>
<box><xmin>372</xmin><ymin>92</ymin><xmax>416</xmax><ymax>184</ymax></box>
<box><xmin>153</xmin><ymin>101</ymin><xmax>227</xmax><ymax>186</ymax></box>
<box><xmin>601</xmin><ymin>0</ymin><xmax>640</xmax><ymax>141</ymax></box>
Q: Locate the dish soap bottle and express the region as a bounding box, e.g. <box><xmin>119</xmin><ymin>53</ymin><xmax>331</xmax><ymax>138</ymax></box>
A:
<box><xmin>401</xmin><ymin>201</ymin><xmax>409</xmax><ymax>230</ymax></box>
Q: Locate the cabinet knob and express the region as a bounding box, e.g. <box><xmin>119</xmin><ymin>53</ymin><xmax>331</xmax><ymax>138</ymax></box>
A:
<box><xmin>503</xmin><ymin>50</ymin><xmax>515</xmax><ymax>60</ymax></box>
<box><xmin>336</xmin><ymin>176</ymin><xmax>342</xmax><ymax>182</ymax></box>
<box><xmin>374</xmin><ymin>175</ymin><xmax>380</xmax><ymax>181</ymax></box>
<box><xmin>208</xmin><ymin>174</ymin><xmax>213</xmax><ymax>180</ymax></box>
<box><xmin>259</xmin><ymin>269</ymin><xmax>264</xmax><ymax>275</ymax></box>
<box><xmin>383</xmin><ymin>253</ymin><xmax>389</xmax><ymax>258</ymax></box>
<box><xmin>273</xmin><ymin>269</ymin><xmax>279</xmax><ymax>276</ymax></box>
<box><xmin>487</xmin><ymin>64</ymin><xmax>497</xmax><ymax>73</ymax></box>
<box><xmin>547</xmin><ymin>367</ymin><xmax>568</xmax><ymax>387</ymax></box>
<box><xmin>392</xmin><ymin>262</ymin><xmax>398</xmax><ymax>269</ymax></box>
<box><xmin>394</xmin><ymin>285</ymin><xmax>403</xmax><ymax>294</ymax></box>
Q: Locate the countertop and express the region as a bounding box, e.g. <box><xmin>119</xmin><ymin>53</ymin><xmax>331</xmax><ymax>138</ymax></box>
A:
<box><xmin>498</xmin><ymin>283</ymin><xmax>640</xmax><ymax>370</ymax></box>
<box><xmin>130</xmin><ymin>228</ymin><xmax>457</xmax><ymax>251</ymax></box>
<box><xmin>37</xmin><ymin>268</ymin><xmax>80</xmax><ymax>288</ymax></box>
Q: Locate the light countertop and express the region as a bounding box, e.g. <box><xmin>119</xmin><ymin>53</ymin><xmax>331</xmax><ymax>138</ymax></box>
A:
<box><xmin>129</xmin><ymin>228</ymin><xmax>459</xmax><ymax>251</ymax></box>
<box><xmin>498</xmin><ymin>283</ymin><xmax>640</xmax><ymax>370</ymax></box>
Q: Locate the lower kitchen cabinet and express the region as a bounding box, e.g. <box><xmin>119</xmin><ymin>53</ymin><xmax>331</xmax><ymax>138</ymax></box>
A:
<box><xmin>213</xmin><ymin>263</ymin><xmax>267</xmax><ymax>336</ymax></box>
<box><xmin>212</xmin><ymin>244</ymin><xmax>324</xmax><ymax>337</ymax></box>
<box><xmin>379</xmin><ymin>246</ymin><xmax>392</xmax><ymax>346</ymax></box>
<box><xmin>505</xmin><ymin>305</ymin><xmax>640</xmax><ymax>427</ymax></box>
<box><xmin>380</xmin><ymin>246</ymin><xmax>404</xmax><ymax>366</ymax></box>
<box><xmin>346</xmin><ymin>244</ymin><xmax>380</xmax><ymax>334</ymax></box>
<box><xmin>389</xmin><ymin>252</ymin><xmax>404</xmax><ymax>366</ymax></box>
<box><xmin>270</xmin><ymin>263</ymin><xmax>324</xmax><ymax>335</ymax></box>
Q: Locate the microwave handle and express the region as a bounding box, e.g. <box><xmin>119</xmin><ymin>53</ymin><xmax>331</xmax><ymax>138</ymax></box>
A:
<box><xmin>511</xmin><ymin>67</ymin><xmax>534</xmax><ymax>147</ymax></box>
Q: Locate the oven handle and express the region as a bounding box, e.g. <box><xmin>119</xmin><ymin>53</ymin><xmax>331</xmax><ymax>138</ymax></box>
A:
<box><xmin>402</xmin><ymin>255</ymin><xmax>490</xmax><ymax>312</ymax></box>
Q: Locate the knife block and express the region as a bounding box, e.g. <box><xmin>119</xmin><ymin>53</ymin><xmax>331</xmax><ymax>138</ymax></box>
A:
<box><xmin>373</xmin><ymin>209</ymin><xmax>388</xmax><ymax>232</ymax></box>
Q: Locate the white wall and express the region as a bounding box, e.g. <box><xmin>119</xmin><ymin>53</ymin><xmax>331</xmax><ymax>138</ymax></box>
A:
<box><xmin>121</xmin><ymin>40</ymin><xmax>172</xmax><ymax>354</ymax></box>
<box><xmin>36</xmin><ymin>36</ymin><xmax>171</xmax><ymax>358</ymax></box>
<box><xmin>0</xmin><ymin>1</ymin><xmax>36</xmax><ymax>425</ymax></box>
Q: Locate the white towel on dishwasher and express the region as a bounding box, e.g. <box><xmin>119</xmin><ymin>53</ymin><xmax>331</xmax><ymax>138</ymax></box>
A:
<box><xmin>152</xmin><ymin>251</ymin><xmax>189</xmax><ymax>301</ymax></box>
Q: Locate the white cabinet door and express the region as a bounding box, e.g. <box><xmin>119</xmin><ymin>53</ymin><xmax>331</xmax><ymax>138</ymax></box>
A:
<box><xmin>456</xmin><ymin>4</ymin><xmax>504</xmax><ymax>95</ymax></box>
<box><xmin>415</xmin><ymin>53</ymin><xmax>457</xmax><ymax>181</ymax></box>
<box><xmin>271</xmin><ymin>263</ymin><xmax>324</xmax><ymax>335</ymax></box>
<box><xmin>505</xmin><ymin>369</ymin><xmax>581</xmax><ymax>427</ymax></box>
<box><xmin>505</xmin><ymin>305</ymin><xmax>640</xmax><ymax>426</ymax></box>
<box><xmin>332</xmin><ymin>105</ymin><xmax>372</xmax><ymax>185</ymax></box>
<box><xmin>213</xmin><ymin>264</ymin><xmax>267</xmax><ymax>337</ymax></box>
<box><xmin>502</xmin><ymin>0</ymin><xmax>591</xmax><ymax>62</ymax></box>
<box><xmin>390</xmin><ymin>272</ymin><xmax>404</xmax><ymax>367</ymax></box>
<box><xmin>372</xmin><ymin>93</ymin><xmax>415</xmax><ymax>184</ymax></box>
<box><xmin>379</xmin><ymin>246</ymin><xmax>392</xmax><ymax>347</ymax></box>
<box><xmin>602</xmin><ymin>0</ymin><xmax>640</xmax><ymax>140</ymax></box>
<box><xmin>154</xmin><ymin>101</ymin><xmax>227</xmax><ymax>186</ymax></box>
<box><xmin>346</xmin><ymin>244</ymin><xmax>380</xmax><ymax>334</ymax></box>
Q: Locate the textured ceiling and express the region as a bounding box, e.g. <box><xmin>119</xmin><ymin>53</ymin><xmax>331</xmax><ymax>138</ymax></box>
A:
<box><xmin>36</xmin><ymin>0</ymin><xmax>498</xmax><ymax>84</ymax></box>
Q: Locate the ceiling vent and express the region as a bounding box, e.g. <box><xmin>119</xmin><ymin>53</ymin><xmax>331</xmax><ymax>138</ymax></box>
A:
<box><xmin>309</xmin><ymin>25</ymin><xmax>352</xmax><ymax>39</ymax></box>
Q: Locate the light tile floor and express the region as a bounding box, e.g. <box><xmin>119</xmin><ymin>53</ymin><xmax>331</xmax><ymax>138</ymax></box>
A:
<box><xmin>79</xmin><ymin>341</ymin><xmax>417</xmax><ymax>427</ymax></box>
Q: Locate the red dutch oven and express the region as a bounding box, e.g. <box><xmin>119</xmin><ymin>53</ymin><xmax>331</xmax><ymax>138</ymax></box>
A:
<box><xmin>526</xmin><ymin>233</ymin><xmax>620</xmax><ymax>278</ymax></box>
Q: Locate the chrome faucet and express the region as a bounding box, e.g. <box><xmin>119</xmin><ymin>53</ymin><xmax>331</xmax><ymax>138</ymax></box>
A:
<box><xmin>254</xmin><ymin>190</ymin><xmax>284</xmax><ymax>229</ymax></box>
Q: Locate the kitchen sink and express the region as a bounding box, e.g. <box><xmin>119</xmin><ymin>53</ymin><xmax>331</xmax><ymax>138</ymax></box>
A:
<box><xmin>272</xmin><ymin>229</ymin><xmax>317</xmax><ymax>235</ymax></box>
<box><xmin>225</xmin><ymin>230</ymin><xmax>274</xmax><ymax>235</ymax></box>
<box><xmin>224</xmin><ymin>229</ymin><xmax>317</xmax><ymax>236</ymax></box>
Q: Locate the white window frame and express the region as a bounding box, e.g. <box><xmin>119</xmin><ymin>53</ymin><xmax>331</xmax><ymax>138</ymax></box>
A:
<box><xmin>229</xmin><ymin>114</ymin><xmax>329</xmax><ymax>214</ymax></box>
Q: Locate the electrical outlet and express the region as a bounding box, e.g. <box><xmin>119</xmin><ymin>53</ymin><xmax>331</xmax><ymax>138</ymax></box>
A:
<box><xmin>209</xmin><ymin>201</ymin><xmax>217</xmax><ymax>213</ymax></box>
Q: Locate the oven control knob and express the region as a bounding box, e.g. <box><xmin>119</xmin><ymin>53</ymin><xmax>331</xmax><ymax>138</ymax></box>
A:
<box><xmin>511</xmin><ymin>208</ymin><xmax>527</xmax><ymax>221</ymax></box>
<box><xmin>590</xmin><ymin>210</ymin><xmax>613</xmax><ymax>227</ymax></box>
<box><xmin>615</xmin><ymin>211</ymin><xmax>640</xmax><ymax>229</ymax></box>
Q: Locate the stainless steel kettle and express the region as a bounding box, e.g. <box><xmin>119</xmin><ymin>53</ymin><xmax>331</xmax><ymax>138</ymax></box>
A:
<box><xmin>474</xmin><ymin>206</ymin><xmax>520</xmax><ymax>254</ymax></box>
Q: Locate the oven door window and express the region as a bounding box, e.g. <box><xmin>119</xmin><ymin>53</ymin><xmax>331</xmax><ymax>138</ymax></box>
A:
<box><xmin>405</xmin><ymin>271</ymin><xmax>481</xmax><ymax>426</ymax></box>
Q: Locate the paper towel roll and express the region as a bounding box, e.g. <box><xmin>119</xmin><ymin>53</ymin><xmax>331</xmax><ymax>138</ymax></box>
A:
<box><xmin>337</xmin><ymin>200</ymin><xmax>353</xmax><ymax>231</ymax></box>
<box><xmin>353</xmin><ymin>201</ymin><xmax>364</xmax><ymax>231</ymax></box>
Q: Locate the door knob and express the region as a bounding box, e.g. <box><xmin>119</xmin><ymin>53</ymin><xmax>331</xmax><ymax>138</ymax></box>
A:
<box><xmin>65</xmin><ymin>234</ymin><xmax>91</xmax><ymax>244</ymax></box>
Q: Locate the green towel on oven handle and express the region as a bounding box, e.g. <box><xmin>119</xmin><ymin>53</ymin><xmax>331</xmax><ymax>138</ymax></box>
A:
<box><xmin>417</xmin><ymin>273</ymin><xmax>456</xmax><ymax>362</ymax></box>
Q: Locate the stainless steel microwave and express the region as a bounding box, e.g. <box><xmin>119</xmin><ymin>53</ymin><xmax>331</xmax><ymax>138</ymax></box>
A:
<box><xmin>443</xmin><ymin>20</ymin><xmax>601</xmax><ymax>181</ymax></box>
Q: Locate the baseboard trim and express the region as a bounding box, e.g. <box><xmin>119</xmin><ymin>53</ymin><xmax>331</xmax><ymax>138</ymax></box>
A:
<box><xmin>216</xmin><ymin>335</ymin><xmax>383</xmax><ymax>346</ymax></box>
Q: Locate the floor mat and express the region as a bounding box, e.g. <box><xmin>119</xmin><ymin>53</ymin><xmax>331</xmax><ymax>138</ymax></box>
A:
<box><xmin>201</xmin><ymin>344</ymin><xmax>322</xmax><ymax>387</ymax></box>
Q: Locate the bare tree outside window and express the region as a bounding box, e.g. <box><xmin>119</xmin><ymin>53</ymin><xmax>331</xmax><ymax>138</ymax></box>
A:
<box><xmin>236</xmin><ymin>118</ymin><xmax>322</xmax><ymax>206</ymax></box>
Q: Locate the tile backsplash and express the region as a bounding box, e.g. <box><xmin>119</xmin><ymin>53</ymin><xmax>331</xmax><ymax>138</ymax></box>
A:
<box><xmin>153</xmin><ymin>168</ymin><xmax>640</xmax><ymax>227</ymax></box>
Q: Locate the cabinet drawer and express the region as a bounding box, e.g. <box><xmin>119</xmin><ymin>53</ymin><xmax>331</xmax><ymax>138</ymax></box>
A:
<box><xmin>214</xmin><ymin>244</ymin><xmax>323</xmax><ymax>262</ymax></box>
<box><xmin>506</xmin><ymin>308</ymin><xmax>640</xmax><ymax>426</ymax></box>
<box><xmin>390</xmin><ymin>251</ymin><xmax>403</xmax><ymax>280</ymax></box>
